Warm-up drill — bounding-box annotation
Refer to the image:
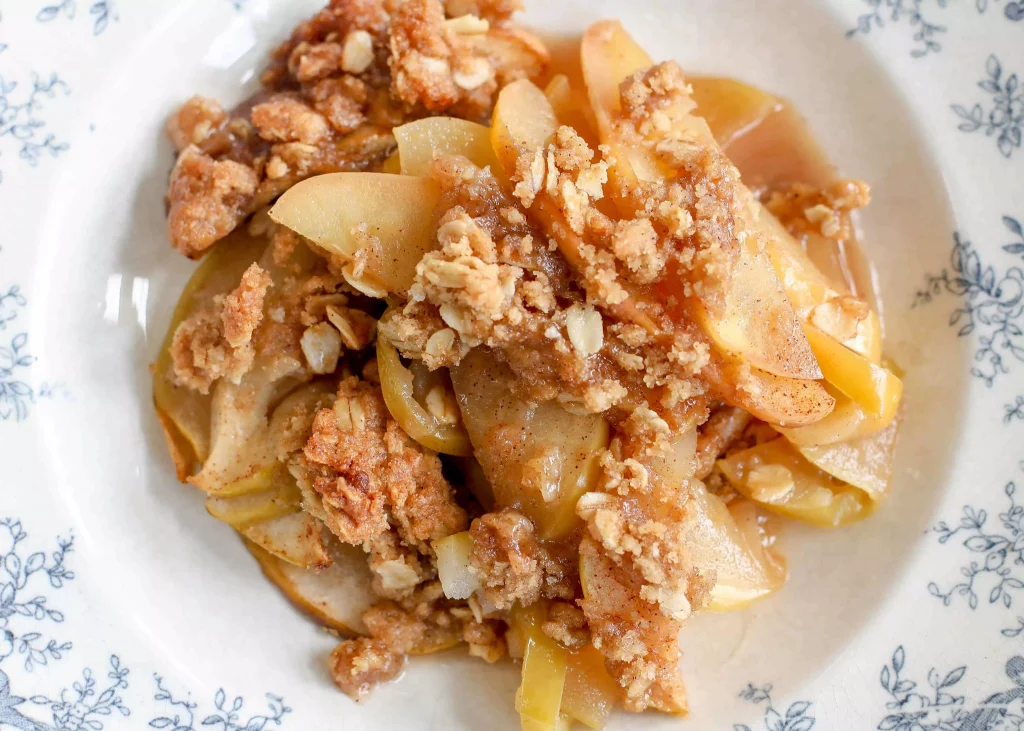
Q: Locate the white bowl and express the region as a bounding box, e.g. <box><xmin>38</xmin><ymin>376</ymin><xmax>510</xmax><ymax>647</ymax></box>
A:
<box><xmin>3</xmin><ymin>0</ymin><xmax>1023</xmax><ymax>728</ymax></box>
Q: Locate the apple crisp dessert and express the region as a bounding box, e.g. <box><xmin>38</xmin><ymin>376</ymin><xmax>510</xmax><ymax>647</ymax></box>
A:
<box><xmin>153</xmin><ymin>1</ymin><xmax>903</xmax><ymax>727</ymax></box>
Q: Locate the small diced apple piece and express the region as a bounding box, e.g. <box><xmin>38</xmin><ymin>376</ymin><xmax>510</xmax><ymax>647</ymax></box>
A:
<box><xmin>433</xmin><ymin>531</ymin><xmax>479</xmax><ymax>600</ymax></box>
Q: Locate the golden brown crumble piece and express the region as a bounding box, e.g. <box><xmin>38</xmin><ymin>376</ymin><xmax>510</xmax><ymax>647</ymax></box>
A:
<box><xmin>169</xmin><ymin>263</ymin><xmax>272</xmax><ymax>394</ymax></box>
<box><xmin>251</xmin><ymin>96</ymin><xmax>333</xmax><ymax>145</ymax></box>
<box><xmin>468</xmin><ymin>509</ymin><xmax>573</xmax><ymax>610</ymax></box>
<box><xmin>166</xmin><ymin>96</ymin><xmax>228</xmax><ymax>151</ymax></box>
<box><xmin>578</xmin><ymin>537</ymin><xmax>690</xmax><ymax>714</ymax></box>
<box><xmin>610</xmin><ymin>217</ymin><xmax>664</xmax><ymax>285</ymax></box>
<box><xmin>462</xmin><ymin>616</ymin><xmax>508</xmax><ymax>663</ymax></box>
<box><xmin>303</xmin><ymin>377</ymin><xmax>468</xmax><ymax>550</ymax></box>
<box><xmin>366</xmin><ymin>530</ymin><xmax>431</xmax><ymax>599</ymax></box>
<box><xmin>541</xmin><ymin>600</ymin><xmax>589</xmax><ymax>649</ymax></box>
<box><xmin>166</xmin><ymin>146</ymin><xmax>259</xmax><ymax>259</ymax></box>
<box><xmin>574</xmin><ymin>428</ymin><xmax>717</xmax><ymax>712</ymax></box>
<box><xmin>766</xmin><ymin>179</ymin><xmax>871</xmax><ymax>242</ymax></box>
<box><xmin>330</xmin><ymin>637</ymin><xmax>405</xmax><ymax>699</ymax></box>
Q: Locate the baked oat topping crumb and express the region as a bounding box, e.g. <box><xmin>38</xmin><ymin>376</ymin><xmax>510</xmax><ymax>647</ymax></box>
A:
<box><xmin>166</xmin><ymin>96</ymin><xmax>227</xmax><ymax>151</ymax></box>
<box><xmin>469</xmin><ymin>509</ymin><xmax>566</xmax><ymax>610</ymax></box>
<box><xmin>170</xmin><ymin>263</ymin><xmax>272</xmax><ymax>393</ymax></box>
<box><xmin>330</xmin><ymin>637</ymin><xmax>405</xmax><ymax>698</ymax></box>
<box><xmin>611</xmin><ymin>217</ymin><xmax>664</xmax><ymax>284</ymax></box>
<box><xmin>541</xmin><ymin>600</ymin><xmax>589</xmax><ymax>648</ymax></box>
<box><xmin>300</xmin><ymin>321</ymin><xmax>343</xmax><ymax>374</ymax></box>
<box><xmin>463</xmin><ymin>618</ymin><xmax>508</xmax><ymax>662</ymax></box>
<box><xmin>251</xmin><ymin>96</ymin><xmax>333</xmax><ymax>145</ymax></box>
<box><xmin>444</xmin><ymin>0</ymin><xmax>522</xmax><ymax>23</ymax></box>
<box><xmin>167</xmin><ymin>146</ymin><xmax>259</xmax><ymax>259</ymax></box>
<box><xmin>564</xmin><ymin>303</ymin><xmax>604</xmax><ymax>357</ymax></box>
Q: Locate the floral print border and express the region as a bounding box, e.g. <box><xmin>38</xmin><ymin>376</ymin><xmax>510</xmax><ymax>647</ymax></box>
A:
<box><xmin>2</xmin><ymin>0</ymin><xmax>1024</xmax><ymax>728</ymax></box>
<box><xmin>846</xmin><ymin>0</ymin><xmax>1024</xmax><ymax>57</ymax></box>
<box><xmin>0</xmin><ymin>517</ymin><xmax>293</xmax><ymax>731</ymax></box>
<box><xmin>914</xmin><ymin>217</ymin><xmax>1024</xmax><ymax>390</ymax></box>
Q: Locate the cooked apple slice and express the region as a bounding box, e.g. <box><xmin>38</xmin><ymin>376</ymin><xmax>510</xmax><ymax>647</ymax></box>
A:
<box><xmin>268</xmin><ymin>173</ymin><xmax>442</xmax><ymax>296</ymax></box>
<box><xmin>155</xmin><ymin>406</ymin><xmax>200</xmax><ymax>482</ymax></box>
<box><xmin>760</xmin><ymin>209</ymin><xmax>883</xmax><ymax>362</ymax></box>
<box><xmin>377</xmin><ymin>337</ymin><xmax>472</xmax><ymax>456</ymax></box>
<box><xmin>153</xmin><ymin>230</ymin><xmax>268</xmax><ymax>471</ymax></box>
<box><xmin>703</xmin><ymin>352</ymin><xmax>834</xmax><ymax>428</ymax></box>
<box><xmin>189</xmin><ymin>354</ymin><xmax>306</xmax><ymax>494</ymax></box>
<box><xmin>246</xmin><ymin>539</ymin><xmax>372</xmax><ymax>633</ymax></box>
<box><xmin>491</xmin><ymin>77</ymin><xmax>559</xmax><ymax>172</ymax></box>
<box><xmin>671</xmin><ymin>244</ymin><xmax>823</xmax><ymax>380</ymax></box>
<box><xmin>511</xmin><ymin>602</ymin><xmax>569</xmax><ymax>731</ymax></box>
<box><xmin>490</xmin><ymin>79</ymin><xmax>657</xmax><ymax>333</ymax></box>
<box><xmin>433</xmin><ymin>531</ymin><xmax>479</xmax><ymax>600</ymax></box>
<box><xmin>717</xmin><ymin>438</ymin><xmax>874</xmax><ymax>527</ymax></box>
<box><xmin>243</xmin><ymin>511</ymin><xmax>331</xmax><ymax>569</ymax></box>
<box><xmin>394</xmin><ymin>117</ymin><xmax>500</xmax><ymax>177</ymax></box>
<box><xmin>685</xmin><ymin>491</ymin><xmax>787</xmax><ymax>611</ymax></box>
<box><xmin>652</xmin><ymin>471</ymin><xmax>786</xmax><ymax>611</ymax></box>
<box><xmin>797</xmin><ymin>408</ymin><xmax>902</xmax><ymax>500</ymax></box>
<box><xmin>450</xmin><ymin>350</ymin><xmax>609</xmax><ymax>540</ymax></box>
<box><xmin>562</xmin><ymin>643</ymin><xmax>621</xmax><ymax>730</ymax></box>
<box><xmin>689</xmin><ymin>76</ymin><xmax>781</xmax><ymax>149</ymax></box>
<box><xmin>579</xmin><ymin>23</ymin><xmax>820</xmax><ymax>380</ymax></box>
<box><xmin>775</xmin><ymin>392</ymin><xmax>870</xmax><ymax>447</ymax></box>
<box><xmin>205</xmin><ymin>469</ymin><xmax>302</xmax><ymax>529</ymax></box>
<box><xmin>802</xmin><ymin>324</ymin><xmax>901</xmax><ymax>420</ymax></box>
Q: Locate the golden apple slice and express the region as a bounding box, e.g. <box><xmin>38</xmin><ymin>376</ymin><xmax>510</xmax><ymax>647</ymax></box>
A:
<box><xmin>243</xmin><ymin>511</ymin><xmax>331</xmax><ymax>569</ymax></box>
<box><xmin>676</xmin><ymin>244</ymin><xmax>823</xmax><ymax>380</ymax></box>
<box><xmin>491</xmin><ymin>77</ymin><xmax>559</xmax><ymax>173</ymax></box>
<box><xmin>268</xmin><ymin>173</ymin><xmax>441</xmax><ymax>296</ymax></box>
<box><xmin>802</xmin><ymin>324</ymin><xmax>901</xmax><ymax>420</ymax></box>
<box><xmin>189</xmin><ymin>354</ymin><xmax>306</xmax><ymax>494</ymax></box>
<box><xmin>797</xmin><ymin>408</ymin><xmax>902</xmax><ymax>500</ymax></box>
<box><xmin>579</xmin><ymin>22</ymin><xmax>820</xmax><ymax>380</ymax></box>
<box><xmin>450</xmin><ymin>349</ymin><xmax>609</xmax><ymax>540</ymax></box>
<box><xmin>673</xmin><ymin>486</ymin><xmax>786</xmax><ymax>611</ymax></box>
<box><xmin>155</xmin><ymin>406</ymin><xmax>200</xmax><ymax>482</ymax></box>
<box><xmin>377</xmin><ymin>337</ymin><xmax>472</xmax><ymax>456</ymax></box>
<box><xmin>703</xmin><ymin>352</ymin><xmax>834</xmax><ymax>428</ymax></box>
<box><xmin>511</xmin><ymin>602</ymin><xmax>569</xmax><ymax>731</ymax></box>
<box><xmin>562</xmin><ymin>643</ymin><xmax>621</xmax><ymax>730</ymax></box>
<box><xmin>775</xmin><ymin>392</ymin><xmax>869</xmax><ymax>447</ymax></box>
<box><xmin>688</xmin><ymin>76</ymin><xmax>781</xmax><ymax>149</ymax></box>
<box><xmin>246</xmin><ymin>539</ymin><xmax>372</xmax><ymax>634</ymax></box>
<box><xmin>760</xmin><ymin>209</ymin><xmax>883</xmax><ymax>362</ymax></box>
<box><xmin>717</xmin><ymin>438</ymin><xmax>874</xmax><ymax>527</ymax></box>
<box><xmin>490</xmin><ymin>79</ymin><xmax>657</xmax><ymax>333</ymax></box>
<box><xmin>433</xmin><ymin>531</ymin><xmax>479</xmax><ymax>600</ymax></box>
<box><xmin>153</xmin><ymin>230</ymin><xmax>268</xmax><ymax>470</ymax></box>
<box><xmin>205</xmin><ymin>470</ymin><xmax>302</xmax><ymax>529</ymax></box>
<box><xmin>394</xmin><ymin>117</ymin><xmax>500</xmax><ymax>177</ymax></box>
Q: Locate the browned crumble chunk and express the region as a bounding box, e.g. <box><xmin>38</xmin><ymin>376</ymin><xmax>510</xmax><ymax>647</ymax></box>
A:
<box><xmin>166</xmin><ymin>146</ymin><xmax>259</xmax><ymax>259</ymax></box>
<box><xmin>169</xmin><ymin>263</ymin><xmax>272</xmax><ymax>393</ymax></box>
